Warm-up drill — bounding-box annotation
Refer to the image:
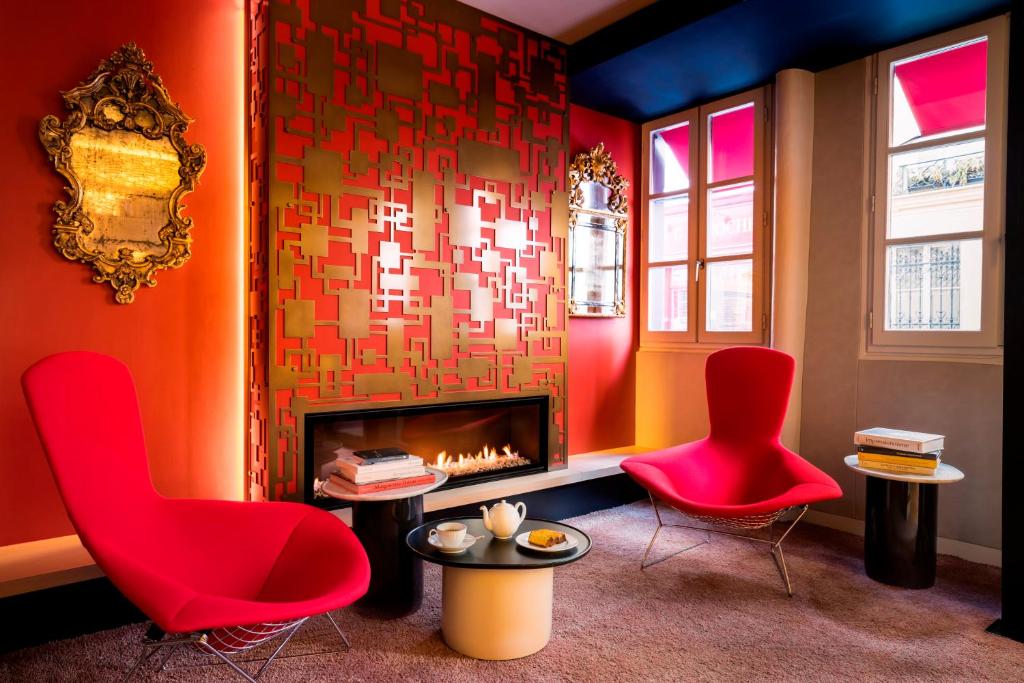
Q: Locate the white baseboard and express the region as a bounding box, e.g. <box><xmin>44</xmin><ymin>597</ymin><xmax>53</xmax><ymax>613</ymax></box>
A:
<box><xmin>805</xmin><ymin>509</ymin><xmax>1001</xmax><ymax>567</ymax></box>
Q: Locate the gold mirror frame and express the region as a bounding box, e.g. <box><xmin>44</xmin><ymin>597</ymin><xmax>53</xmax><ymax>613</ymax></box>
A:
<box><xmin>568</xmin><ymin>143</ymin><xmax>629</xmax><ymax>317</ymax></box>
<box><xmin>38</xmin><ymin>43</ymin><xmax>206</xmax><ymax>303</ymax></box>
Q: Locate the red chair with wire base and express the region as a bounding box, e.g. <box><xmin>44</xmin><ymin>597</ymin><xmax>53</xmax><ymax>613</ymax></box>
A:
<box><xmin>22</xmin><ymin>352</ymin><xmax>371</xmax><ymax>681</ymax></box>
<box><xmin>620</xmin><ymin>346</ymin><xmax>842</xmax><ymax>595</ymax></box>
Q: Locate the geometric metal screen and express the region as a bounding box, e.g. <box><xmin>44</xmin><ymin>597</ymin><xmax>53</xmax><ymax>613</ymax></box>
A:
<box><xmin>258</xmin><ymin>0</ymin><xmax>569</xmax><ymax>501</ymax></box>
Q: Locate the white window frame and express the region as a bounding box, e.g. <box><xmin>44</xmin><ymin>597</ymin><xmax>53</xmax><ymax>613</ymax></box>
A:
<box><xmin>867</xmin><ymin>16</ymin><xmax>1007</xmax><ymax>359</ymax></box>
<box><xmin>640</xmin><ymin>87</ymin><xmax>772</xmax><ymax>349</ymax></box>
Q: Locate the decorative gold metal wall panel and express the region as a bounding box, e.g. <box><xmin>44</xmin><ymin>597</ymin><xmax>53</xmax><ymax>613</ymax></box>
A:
<box><xmin>265</xmin><ymin>0</ymin><xmax>569</xmax><ymax>501</ymax></box>
<box><xmin>38</xmin><ymin>43</ymin><xmax>207</xmax><ymax>303</ymax></box>
<box><xmin>249</xmin><ymin>0</ymin><xmax>271</xmax><ymax>501</ymax></box>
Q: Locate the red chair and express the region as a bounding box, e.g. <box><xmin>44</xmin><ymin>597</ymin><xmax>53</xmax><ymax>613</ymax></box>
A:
<box><xmin>621</xmin><ymin>347</ymin><xmax>841</xmax><ymax>595</ymax></box>
<box><xmin>22</xmin><ymin>352</ymin><xmax>370</xmax><ymax>681</ymax></box>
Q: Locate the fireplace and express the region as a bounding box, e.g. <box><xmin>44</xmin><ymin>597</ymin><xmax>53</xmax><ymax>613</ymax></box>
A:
<box><xmin>305</xmin><ymin>396</ymin><xmax>550</xmax><ymax>507</ymax></box>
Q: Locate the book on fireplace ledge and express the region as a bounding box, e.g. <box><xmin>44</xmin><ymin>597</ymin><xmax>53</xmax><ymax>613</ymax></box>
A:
<box><xmin>329</xmin><ymin>471</ymin><xmax>435</xmax><ymax>494</ymax></box>
<box><xmin>351</xmin><ymin>447</ymin><xmax>411</xmax><ymax>464</ymax></box>
<box><xmin>334</xmin><ymin>449</ymin><xmax>426</xmax><ymax>484</ymax></box>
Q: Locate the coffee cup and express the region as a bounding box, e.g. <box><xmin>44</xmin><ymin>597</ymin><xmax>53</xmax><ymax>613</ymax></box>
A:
<box><xmin>429</xmin><ymin>522</ymin><xmax>467</xmax><ymax>549</ymax></box>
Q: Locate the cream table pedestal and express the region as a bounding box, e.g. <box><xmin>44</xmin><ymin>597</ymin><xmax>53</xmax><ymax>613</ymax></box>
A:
<box><xmin>407</xmin><ymin>517</ymin><xmax>591</xmax><ymax>660</ymax></box>
<box><xmin>441</xmin><ymin>566</ymin><xmax>553</xmax><ymax>659</ymax></box>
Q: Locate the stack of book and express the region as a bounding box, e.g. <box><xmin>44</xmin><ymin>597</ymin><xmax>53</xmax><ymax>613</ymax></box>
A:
<box><xmin>329</xmin><ymin>447</ymin><xmax>433</xmax><ymax>494</ymax></box>
<box><xmin>854</xmin><ymin>427</ymin><xmax>945</xmax><ymax>476</ymax></box>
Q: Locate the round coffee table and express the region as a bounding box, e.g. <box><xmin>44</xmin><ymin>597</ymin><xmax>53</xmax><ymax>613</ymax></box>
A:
<box><xmin>320</xmin><ymin>467</ymin><xmax>447</xmax><ymax>617</ymax></box>
<box><xmin>407</xmin><ymin>517</ymin><xmax>591</xmax><ymax>660</ymax></box>
<box><xmin>844</xmin><ymin>454</ymin><xmax>964</xmax><ymax>588</ymax></box>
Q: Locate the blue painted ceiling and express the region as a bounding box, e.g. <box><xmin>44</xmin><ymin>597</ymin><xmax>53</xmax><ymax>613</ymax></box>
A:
<box><xmin>569</xmin><ymin>0</ymin><xmax>1010</xmax><ymax>122</ymax></box>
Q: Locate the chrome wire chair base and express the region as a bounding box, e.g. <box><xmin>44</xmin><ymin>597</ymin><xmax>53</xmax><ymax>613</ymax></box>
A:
<box><xmin>121</xmin><ymin>611</ymin><xmax>352</xmax><ymax>683</ymax></box>
<box><xmin>640</xmin><ymin>493</ymin><xmax>810</xmax><ymax>596</ymax></box>
<box><xmin>640</xmin><ymin>495</ymin><xmax>711</xmax><ymax>570</ymax></box>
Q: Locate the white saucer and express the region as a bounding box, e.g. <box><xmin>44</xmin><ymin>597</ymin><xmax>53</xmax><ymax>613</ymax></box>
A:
<box><xmin>515</xmin><ymin>530</ymin><xmax>578</xmax><ymax>553</ymax></box>
<box><xmin>428</xmin><ymin>534</ymin><xmax>479</xmax><ymax>554</ymax></box>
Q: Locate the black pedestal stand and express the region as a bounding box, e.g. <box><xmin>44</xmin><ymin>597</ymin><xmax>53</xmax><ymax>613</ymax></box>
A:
<box><xmin>864</xmin><ymin>477</ymin><xmax>938</xmax><ymax>589</ymax></box>
<box><xmin>351</xmin><ymin>495</ymin><xmax>424</xmax><ymax>618</ymax></box>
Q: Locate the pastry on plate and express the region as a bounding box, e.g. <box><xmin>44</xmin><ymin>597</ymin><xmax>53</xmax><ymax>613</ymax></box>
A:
<box><xmin>528</xmin><ymin>528</ymin><xmax>567</xmax><ymax>548</ymax></box>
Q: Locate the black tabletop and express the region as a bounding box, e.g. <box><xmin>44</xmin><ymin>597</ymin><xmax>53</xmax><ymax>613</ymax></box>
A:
<box><xmin>406</xmin><ymin>517</ymin><xmax>592</xmax><ymax>569</ymax></box>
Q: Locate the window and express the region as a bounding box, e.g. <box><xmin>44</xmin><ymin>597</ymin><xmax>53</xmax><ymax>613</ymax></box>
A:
<box><xmin>869</xmin><ymin>17</ymin><xmax>1006</xmax><ymax>355</ymax></box>
<box><xmin>641</xmin><ymin>88</ymin><xmax>770</xmax><ymax>346</ymax></box>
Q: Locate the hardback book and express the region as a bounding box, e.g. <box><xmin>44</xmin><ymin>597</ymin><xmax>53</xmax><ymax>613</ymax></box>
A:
<box><xmin>352</xmin><ymin>447</ymin><xmax>410</xmax><ymax>464</ymax></box>
<box><xmin>858</xmin><ymin>460</ymin><xmax>936</xmax><ymax>476</ymax></box>
<box><xmin>334</xmin><ymin>448</ymin><xmax>423</xmax><ymax>466</ymax></box>
<box><xmin>857</xmin><ymin>452</ymin><xmax>940</xmax><ymax>469</ymax></box>
<box><xmin>855</xmin><ymin>445</ymin><xmax>941</xmax><ymax>460</ymax></box>
<box><xmin>335</xmin><ymin>450</ymin><xmax>423</xmax><ymax>471</ymax></box>
<box><xmin>334</xmin><ymin>456</ymin><xmax>426</xmax><ymax>484</ymax></box>
<box><xmin>329</xmin><ymin>472</ymin><xmax>435</xmax><ymax>494</ymax></box>
<box><xmin>854</xmin><ymin>428</ymin><xmax>944</xmax><ymax>454</ymax></box>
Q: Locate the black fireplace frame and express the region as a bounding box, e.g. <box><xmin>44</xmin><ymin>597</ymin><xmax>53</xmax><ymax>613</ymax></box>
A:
<box><xmin>304</xmin><ymin>395</ymin><xmax>550</xmax><ymax>509</ymax></box>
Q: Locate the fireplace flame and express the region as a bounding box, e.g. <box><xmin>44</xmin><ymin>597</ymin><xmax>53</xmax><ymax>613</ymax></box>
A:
<box><xmin>433</xmin><ymin>443</ymin><xmax>530</xmax><ymax>476</ymax></box>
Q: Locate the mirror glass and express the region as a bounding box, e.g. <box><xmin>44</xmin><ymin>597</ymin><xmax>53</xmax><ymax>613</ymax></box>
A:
<box><xmin>570</xmin><ymin>214</ymin><xmax>624</xmax><ymax>316</ymax></box>
<box><xmin>70</xmin><ymin>127</ymin><xmax>181</xmax><ymax>260</ymax></box>
<box><xmin>568</xmin><ymin>144</ymin><xmax>628</xmax><ymax>317</ymax></box>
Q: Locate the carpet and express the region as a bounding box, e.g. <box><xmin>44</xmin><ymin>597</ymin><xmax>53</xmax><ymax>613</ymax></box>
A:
<box><xmin>1</xmin><ymin>501</ymin><xmax>1020</xmax><ymax>682</ymax></box>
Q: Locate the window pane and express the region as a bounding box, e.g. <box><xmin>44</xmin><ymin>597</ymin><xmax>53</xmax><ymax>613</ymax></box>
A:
<box><xmin>649</xmin><ymin>195</ymin><xmax>688</xmax><ymax>263</ymax></box>
<box><xmin>707</xmin><ymin>181</ymin><xmax>754</xmax><ymax>257</ymax></box>
<box><xmin>705</xmin><ymin>260</ymin><xmax>753</xmax><ymax>332</ymax></box>
<box><xmin>650</xmin><ymin>123</ymin><xmax>690</xmax><ymax>194</ymax></box>
<box><xmin>888</xmin><ymin>139</ymin><xmax>984</xmax><ymax>239</ymax></box>
<box><xmin>891</xmin><ymin>38</ymin><xmax>987</xmax><ymax>147</ymax></box>
<box><xmin>708</xmin><ymin>103</ymin><xmax>754</xmax><ymax>183</ymax></box>
<box><xmin>885</xmin><ymin>239</ymin><xmax>982</xmax><ymax>331</ymax></box>
<box><xmin>648</xmin><ymin>266</ymin><xmax>688</xmax><ymax>331</ymax></box>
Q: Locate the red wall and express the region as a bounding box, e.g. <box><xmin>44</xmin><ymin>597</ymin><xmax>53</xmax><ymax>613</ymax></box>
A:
<box><xmin>0</xmin><ymin>0</ymin><xmax>246</xmax><ymax>546</ymax></box>
<box><xmin>567</xmin><ymin>105</ymin><xmax>640</xmax><ymax>454</ymax></box>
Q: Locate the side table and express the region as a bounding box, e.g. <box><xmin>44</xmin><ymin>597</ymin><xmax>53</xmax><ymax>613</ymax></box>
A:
<box><xmin>406</xmin><ymin>517</ymin><xmax>592</xmax><ymax>660</ymax></box>
<box><xmin>321</xmin><ymin>467</ymin><xmax>447</xmax><ymax>617</ymax></box>
<box><xmin>844</xmin><ymin>454</ymin><xmax>964</xmax><ymax>588</ymax></box>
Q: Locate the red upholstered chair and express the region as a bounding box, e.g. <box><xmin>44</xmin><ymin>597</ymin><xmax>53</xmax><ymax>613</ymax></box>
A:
<box><xmin>621</xmin><ymin>346</ymin><xmax>841</xmax><ymax>595</ymax></box>
<box><xmin>22</xmin><ymin>352</ymin><xmax>370</xmax><ymax>681</ymax></box>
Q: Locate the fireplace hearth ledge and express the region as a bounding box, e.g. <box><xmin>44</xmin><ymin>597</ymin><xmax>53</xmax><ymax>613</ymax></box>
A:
<box><xmin>329</xmin><ymin>447</ymin><xmax>653</xmax><ymax>526</ymax></box>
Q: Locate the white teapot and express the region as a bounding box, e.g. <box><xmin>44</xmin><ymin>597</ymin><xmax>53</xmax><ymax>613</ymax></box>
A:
<box><xmin>480</xmin><ymin>499</ymin><xmax>527</xmax><ymax>539</ymax></box>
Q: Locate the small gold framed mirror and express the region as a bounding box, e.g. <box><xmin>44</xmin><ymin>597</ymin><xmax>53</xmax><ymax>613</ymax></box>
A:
<box><xmin>568</xmin><ymin>143</ymin><xmax>628</xmax><ymax>317</ymax></box>
<box><xmin>38</xmin><ymin>43</ymin><xmax>206</xmax><ymax>303</ymax></box>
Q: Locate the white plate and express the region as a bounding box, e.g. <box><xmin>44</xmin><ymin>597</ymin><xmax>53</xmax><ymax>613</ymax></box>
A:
<box><xmin>515</xmin><ymin>530</ymin><xmax>578</xmax><ymax>553</ymax></box>
<box><xmin>428</xmin><ymin>534</ymin><xmax>479</xmax><ymax>554</ymax></box>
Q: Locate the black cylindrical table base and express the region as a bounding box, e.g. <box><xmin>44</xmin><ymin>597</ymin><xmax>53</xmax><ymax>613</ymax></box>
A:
<box><xmin>352</xmin><ymin>495</ymin><xmax>424</xmax><ymax>617</ymax></box>
<box><xmin>864</xmin><ymin>477</ymin><xmax>938</xmax><ymax>589</ymax></box>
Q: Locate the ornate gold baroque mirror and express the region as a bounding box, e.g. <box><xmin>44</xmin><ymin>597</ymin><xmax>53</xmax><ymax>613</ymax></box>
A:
<box><xmin>38</xmin><ymin>43</ymin><xmax>206</xmax><ymax>303</ymax></box>
<box><xmin>568</xmin><ymin>143</ymin><xmax>628</xmax><ymax>317</ymax></box>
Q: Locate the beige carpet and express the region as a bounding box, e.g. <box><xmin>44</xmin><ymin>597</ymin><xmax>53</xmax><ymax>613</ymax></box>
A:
<box><xmin>1</xmin><ymin>501</ymin><xmax>1021</xmax><ymax>682</ymax></box>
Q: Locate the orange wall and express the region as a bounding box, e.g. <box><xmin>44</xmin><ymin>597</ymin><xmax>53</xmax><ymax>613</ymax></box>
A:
<box><xmin>567</xmin><ymin>105</ymin><xmax>640</xmax><ymax>454</ymax></box>
<box><xmin>0</xmin><ymin>0</ymin><xmax>246</xmax><ymax>546</ymax></box>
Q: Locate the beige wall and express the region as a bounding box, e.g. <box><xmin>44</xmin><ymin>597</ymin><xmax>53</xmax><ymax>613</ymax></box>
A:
<box><xmin>800</xmin><ymin>59</ymin><xmax>1003</xmax><ymax>549</ymax></box>
<box><xmin>635</xmin><ymin>350</ymin><xmax>711</xmax><ymax>447</ymax></box>
<box><xmin>773</xmin><ymin>69</ymin><xmax>816</xmax><ymax>451</ymax></box>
